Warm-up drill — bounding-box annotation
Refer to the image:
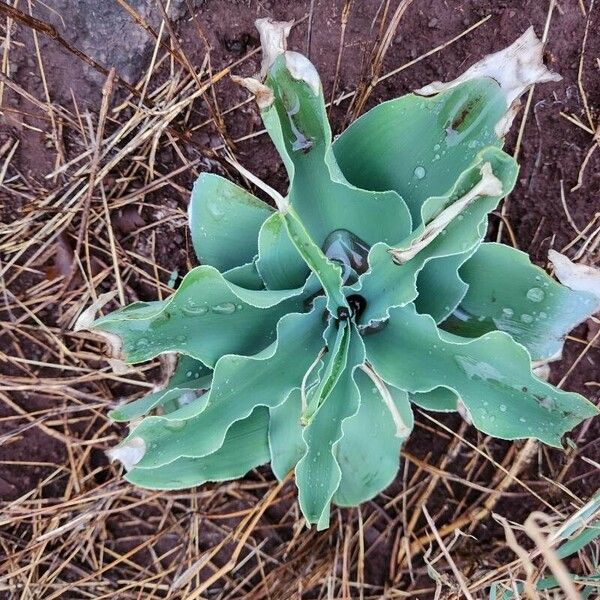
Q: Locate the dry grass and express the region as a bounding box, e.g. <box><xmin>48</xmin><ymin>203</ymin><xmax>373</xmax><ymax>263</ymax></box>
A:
<box><xmin>0</xmin><ymin>1</ymin><xmax>599</xmax><ymax>598</ymax></box>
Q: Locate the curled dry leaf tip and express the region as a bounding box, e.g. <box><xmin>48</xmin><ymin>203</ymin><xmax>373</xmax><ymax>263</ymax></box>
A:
<box><xmin>548</xmin><ymin>249</ymin><xmax>600</xmax><ymax>302</ymax></box>
<box><xmin>255</xmin><ymin>17</ymin><xmax>293</xmax><ymax>77</ymax></box>
<box><xmin>106</xmin><ymin>437</ymin><xmax>146</xmax><ymax>471</ymax></box>
<box><xmin>416</xmin><ymin>27</ymin><xmax>561</xmax><ymax>136</ymax></box>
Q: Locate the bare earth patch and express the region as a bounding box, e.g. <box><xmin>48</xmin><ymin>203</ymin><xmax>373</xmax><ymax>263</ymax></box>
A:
<box><xmin>0</xmin><ymin>1</ymin><xmax>599</xmax><ymax>598</ymax></box>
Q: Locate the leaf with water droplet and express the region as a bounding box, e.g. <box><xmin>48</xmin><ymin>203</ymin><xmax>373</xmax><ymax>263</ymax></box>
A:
<box><xmin>129</xmin><ymin>300</ymin><xmax>328</xmax><ymax>470</ymax></box>
<box><xmin>444</xmin><ymin>243</ymin><xmax>600</xmax><ymax>359</ymax></box>
<box><xmin>125</xmin><ymin>407</ymin><xmax>270</xmax><ymax>489</ymax></box>
<box><xmin>296</xmin><ymin>325</ymin><xmax>365</xmax><ymax>530</ymax></box>
<box><xmin>333</xmin><ymin>371</ymin><xmax>412</xmax><ymax>506</ymax></box>
<box><xmin>189</xmin><ymin>173</ymin><xmax>273</xmax><ymax>272</ymax></box>
<box><xmin>356</xmin><ymin>148</ymin><xmax>517</xmax><ymax>326</ymax></box>
<box><xmin>364</xmin><ymin>304</ymin><xmax>598</xmax><ymax>447</ymax></box>
<box><xmin>109</xmin><ymin>355</ymin><xmax>212</xmax><ymax>422</ymax></box>
<box><xmin>413</xmin><ymin>166</ymin><xmax>426</xmax><ymax>180</ymax></box>
<box><xmin>333</xmin><ymin>78</ymin><xmax>507</xmax><ymax>227</ymax></box>
<box><xmin>93</xmin><ymin>265</ymin><xmax>313</xmax><ymax>367</ymax></box>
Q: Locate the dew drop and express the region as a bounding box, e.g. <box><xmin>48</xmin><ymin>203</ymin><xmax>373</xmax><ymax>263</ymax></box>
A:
<box><xmin>212</xmin><ymin>302</ymin><xmax>236</xmax><ymax>315</ymax></box>
<box><xmin>520</xmin><ymin>313</ymin><xmax>534</xmax><ymax>324</ymax></box>
<box><xmin>182</xmin><ymin>300</ymin><xmax>209</xmax><ymax>316</ymax></box>
<box><xmin>413</xmin><ymin>166</ymin><xmax>426</xmax><ymax>180</ymax></box>
<box><xmin>186</xmin><ymin>371</ymin><xmax>193</xmax><ymax>378</ymax></box>
<box><xmin>502</xmin><ymin>308</ymin><xmax>514</xmax><ymax>318</ymax></box>
<box><xmin>499</xmin><ymin>404</ymin><xmax>507</xmax><ymax>412</ymax></box>
<box><xmin>526</xmin><ymin>287</ymin><xmax>545</xmax><ymax>303</ymax></box>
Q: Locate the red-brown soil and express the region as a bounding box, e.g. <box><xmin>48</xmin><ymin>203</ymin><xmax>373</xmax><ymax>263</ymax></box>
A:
<box><xmin>1</xmin><ymin>1</ymin><xmax>599</xmax><ymax>598</ymax></box>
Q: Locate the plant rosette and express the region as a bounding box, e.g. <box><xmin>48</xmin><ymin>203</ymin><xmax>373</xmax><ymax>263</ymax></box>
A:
<box><xmin>81</xmin><ymin>20</ymin><xmax>600</xmax><ymax>530</ymax></box>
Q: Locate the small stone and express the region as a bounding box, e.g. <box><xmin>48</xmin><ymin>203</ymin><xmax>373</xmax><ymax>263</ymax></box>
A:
<box><xmin>428</xmin><ymin>18</ymin><xmax>438</xmax><ymax>28</ymax></box>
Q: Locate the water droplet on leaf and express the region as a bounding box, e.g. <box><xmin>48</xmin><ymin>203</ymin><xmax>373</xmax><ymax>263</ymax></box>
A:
<box><xmin>212</xmin><ymin>302</ymin><xmax>237</xmax><ymax>315</ymax></box>
<box><xmin>413</xmin><ymin>166</ymin><xmax>426</xmax><ymax>179</ymax></box>
<box><xmin>526</xmin><ymin>287</ymin><xmax>545</xmax><ymax>303</ymax></box>
<box><xmin>182</xmin><ymin>300</ymin><xmax>209</xmax><ymax>316</ymax></box>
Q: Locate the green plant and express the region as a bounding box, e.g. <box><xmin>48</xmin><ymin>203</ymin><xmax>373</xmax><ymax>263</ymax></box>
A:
<box><xmin>85</xmin><ymin>20</ymin><xmax>600</xmax><ymax>530</ymax></box>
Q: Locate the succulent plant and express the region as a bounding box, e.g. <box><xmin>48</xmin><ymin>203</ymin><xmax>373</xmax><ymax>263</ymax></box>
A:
<box><xmin>87</xmin><ymin>20</ymin><xmax>600</xmax><ymax>530</ymax></box>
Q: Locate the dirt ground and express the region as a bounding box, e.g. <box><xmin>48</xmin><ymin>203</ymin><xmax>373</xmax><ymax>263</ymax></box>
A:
<box><xmin>1</xmin><ymin>0</ymin><xmax>599</xmax><ymax>598</ymax></box>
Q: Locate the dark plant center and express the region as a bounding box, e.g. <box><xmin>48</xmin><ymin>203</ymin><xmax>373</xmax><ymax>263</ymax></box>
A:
<box><xmin>346</xmin><ymin>294</ymin><xmax>367</xmax><ymax>320</ymax></box>
<box><xmin>322</xmin><ymin>228</ymin><xmax>370</xmax><ymax>282</ymax></box>
<box><xmin>335</xmin><ymin>294</ymin><xmax>367</xmax><ymax>326</ymax></box>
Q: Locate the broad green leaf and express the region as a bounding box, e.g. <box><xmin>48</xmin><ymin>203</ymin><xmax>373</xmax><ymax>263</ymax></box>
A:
<box><xmin>126</xmin><ymin>407</ymin><xmax>270</xmax><ymax>488</ymax></box>
<box><xmin>269</xmin><ymin>388</ymin><xmax>306</xmax><ymax>480</ymax></box>
<box><xmin>411</xmin><ymin>387</ymin><xmax>458</xmax><ymax>412</ymax></box>
<box><xmin>223</xmin><ymin>260</ymin><xmax>265</xmax><ymax>290</ymax></box>
<box><xmin>265</xmin><ymin>56</ymin><xmax>411</xmax><ymax>247</ymax></box>
<box><xmin>257</xmin><ymin>211</ymin><xmax>309</xmax><ymax>290</ymax></box>
<box><xmin>269</xmin><ymin>353</ymin><xmax>327</xmax><ymax>480</ymax></box>
<box><xmin>333</xmin><ymin>78</ymin><xmax>507</xmax><ymax>225</ymax></box>
<box><xmin>364</xmin><ymin>304</ymin><xmax>599</xmax><ymax>447</ymax></box>
<box><xmin>442</xmin><ymin>243</ymin><xmax>600</xmax><ymax>359</ymax></box>
<box><xmin>93</xmin><ymin>265</ymin><xmax>310</xmax><ymax>367</ymax></box>
<box><xmin>334</xmin><ymin>372</ymin><xmax>413</xmax><ymax>506</ymax></box>
<box><xmin>283</xmin><ymin>209</ymin><xmax>348</xmax><ymax>313</ymax></box>
<box><xmin>109</xmin><ymin>355</ymin><xmax>212</xmax><ymax>422</ymax></box>
<box><xmin>256</xmin><ymin>54</ymin><xmax>412</xmax><ymax>294</ymax></box>
<box><xmin>129</xmin><ymin>300</ymin><xmax>328</xmax><ymax>470</ymax></box>
<box><xmin>296</xmin><ymin>325</ymin><xmax>365</xmax><ymax>530</ymax></box>
<box><xmin>414</xmin><ymin>251</ymin><xmax>472</xmax><ymax>323</ymax></box>
<box><xmin>302</xmin><ymin>319</ymin><xmax>351</xmax><ymax>421</ymax></box>
<box><xmin>356</xmin><ymin>148</ymin><xmax>518</xmax><ymax>325</ymax></box>
<box><xmin>189</xmin><ymin>173</ymin><xmax>273</xmax><ymax>271</ymax></box>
